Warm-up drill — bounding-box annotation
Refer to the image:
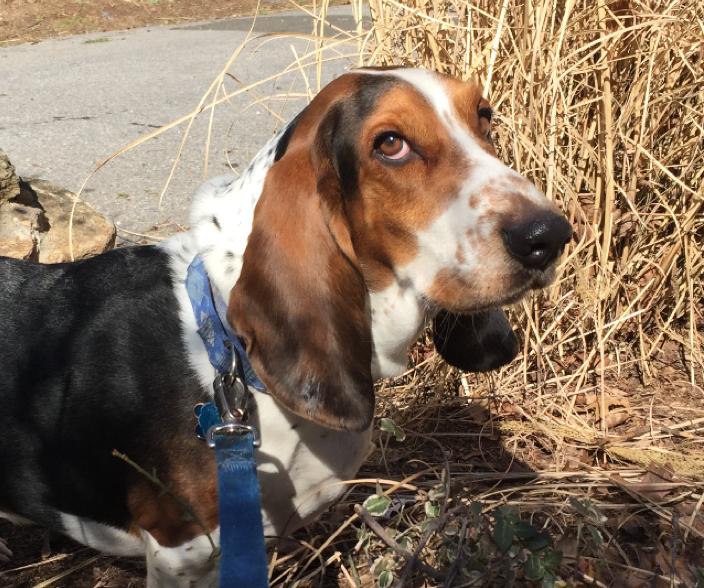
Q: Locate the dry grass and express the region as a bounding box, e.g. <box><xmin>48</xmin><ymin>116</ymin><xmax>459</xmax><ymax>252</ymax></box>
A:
<box><xmin>10</xmin><ymin>0</ymin><xmax>703</xmax><ymax>586</ymax></box>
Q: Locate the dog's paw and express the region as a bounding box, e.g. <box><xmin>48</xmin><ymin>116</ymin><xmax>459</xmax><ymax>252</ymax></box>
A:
<box><xmin>0</xmin><ymin>537</ymin><xmax>12</xmax><ymax>563</ymax></box>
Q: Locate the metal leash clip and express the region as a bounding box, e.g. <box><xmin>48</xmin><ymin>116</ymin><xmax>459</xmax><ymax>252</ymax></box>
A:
<box><xmin>207</xmin><ymin>341</ymin><xmax>261</xmax><ymax>448</ymax></box>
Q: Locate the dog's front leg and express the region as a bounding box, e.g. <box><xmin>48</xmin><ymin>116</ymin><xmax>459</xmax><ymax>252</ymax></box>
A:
<box><xmin>143</xmin><ymin>529</ymin><xmax>220</xmax><ymax>588</ymax></box>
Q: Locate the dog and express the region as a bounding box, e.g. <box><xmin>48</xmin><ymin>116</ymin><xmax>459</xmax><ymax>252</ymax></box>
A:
<box><xmin>0</xmin><ymin>67</ymin><xmax>572</xmax><ymax>586</ymax></box>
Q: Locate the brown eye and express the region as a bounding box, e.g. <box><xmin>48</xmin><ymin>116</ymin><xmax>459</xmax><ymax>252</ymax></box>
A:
<box><xmin>375</xmin><ymin>133</ymin><xmax>411</xmax><ymax>160</ymax></box>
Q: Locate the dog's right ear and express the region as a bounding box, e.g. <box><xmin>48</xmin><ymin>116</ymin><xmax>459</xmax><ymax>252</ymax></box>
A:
<box><xmin>433</xmin><ymin>309</ymin><xmax>519</xmax><ymax>372</ymax></box>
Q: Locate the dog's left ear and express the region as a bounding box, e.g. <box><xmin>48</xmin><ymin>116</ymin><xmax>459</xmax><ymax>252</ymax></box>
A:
<box><xmin>228</xmin><ymin>94</ymin><xmax>374</xmax><ymax>433</ymax></box>
<box><xmin>433</xmin><ymin>310</ymin><xmax>519</xmax><ymax>372</ymax></box>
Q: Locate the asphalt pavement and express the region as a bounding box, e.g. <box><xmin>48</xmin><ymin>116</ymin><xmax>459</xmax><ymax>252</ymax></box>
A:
<box><xmin>0</xmin><ymin>6</ymin><xmax>368</xmax><ymax>239</ymax></box>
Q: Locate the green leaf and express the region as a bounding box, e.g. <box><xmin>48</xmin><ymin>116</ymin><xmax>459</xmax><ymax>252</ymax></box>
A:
<box><xmin>364</xmin><ymin>494</ymin><xmax>391</xmax><ymax>516</ymax></box>
<box><xmin>514</xmin><ymin>521</ymin><xmax>539</xmax><ymax>539</ymax></box>
<box><xmin>690</xmin><ymin>565</ymin><xmax>704</xmax><ymax>586</ymax></box>
<box><xmin>444</xmin><ymin>524</ymin><xmax>458</xmax><ymax>537</ymax></box>
<box><xmin>378</xmin><ymin>570</ymin><xmax>394</xmax><ymax>588</ymax></box>
<box><xmin>398</xmin><ymin>536</ymin><xmax>412</xmax><ymax>550</ymax></box>
<box><xmin>443</xmin><ymin>542</ymin><xmax>459</xmax><ymax>563</ymax></box>
<box><xmin>524</xmin><ymin>553</ymin><xmax>545</xmax><ymax>581</ymax></box>
<box><xmin>570</xmin><ymin>498</ymin><xmax>607</xmax><ymax>524</ymax></box>
<box><xmin>522</xmin><ymin>529</ymin><xmax>552</xmax><ymax>553</ymax></box>
<box><xmin>425</xmin><ymin>501</ymin><xmax>440</xmax><ymax>518</ymax></box>
<box><xmin>541</xmin><ymin>575</ymin><xmax>559</xmax><ymax>588</ymax></box>
<box><xmin>379</xmin><ymin>418</ymin><xmax>406</xmax><ymax>441</ymax></box>
<box><xmin>371</xmin><ymin>556</ymin><xmax>393</xmax><ymax>575</ymax></box>
<box><xmin>469</xmin><ymin>501</ymin><xmax>483</xmax><ymax>516</ymax></box>
<box><xmin>492</xmin><ymin>515</ymin><xmax>514</xmax><ymax>552</ymax></box>
<box><xmin>500</xmin><ymin>504</ymin><xmax>520</xmax><ymax>523</ymax></box>
<box><xmin>586</xmin><ymin>524</ymin><xmax>604</xmax><ymax>547</ymax></box>
<box><xmin>429</xmin><ymin>484</ymin><xmax>446</xmax><ymax>502</ymax></box>
<box><xmin>569</xmin><ymin>497</ymin><xmax>591</xmax><ymax>518</ymax></box>
<box><xmin>543</xmin><ymin>550</ymin><xmax>563</xmax><ymax>571</ymax></box>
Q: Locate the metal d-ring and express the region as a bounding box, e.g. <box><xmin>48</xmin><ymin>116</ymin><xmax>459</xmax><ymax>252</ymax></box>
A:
<box><xmin>207</xmin><ymin>422</ymin><xmax>261</xmax><ymax>449</ymax></box>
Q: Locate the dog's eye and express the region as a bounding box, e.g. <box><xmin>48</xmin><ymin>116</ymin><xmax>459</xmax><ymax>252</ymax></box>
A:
<box><xmin>375</xmin><ymin>133</ymin><xmax>411</xmax><ymax>161</ymax></box>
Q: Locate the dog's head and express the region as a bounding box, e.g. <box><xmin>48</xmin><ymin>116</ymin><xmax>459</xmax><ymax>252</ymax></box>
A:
<box><xmin>228</xmin><ymin>68</ymin><xmax>572</xmax><ymax>432</ymax></box>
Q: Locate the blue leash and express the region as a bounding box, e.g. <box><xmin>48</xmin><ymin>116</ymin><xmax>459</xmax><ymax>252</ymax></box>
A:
<box><xmin>186</xmin><ymin>255</ymin><xmax>269</xmax><ymax>588</ymax></box>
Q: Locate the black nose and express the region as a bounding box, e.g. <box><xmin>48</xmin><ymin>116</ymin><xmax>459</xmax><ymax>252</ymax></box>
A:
<box><xmin>502</xmin><ymin>213</ymin><xmax>573</xmax><ymax>270</ymax></box>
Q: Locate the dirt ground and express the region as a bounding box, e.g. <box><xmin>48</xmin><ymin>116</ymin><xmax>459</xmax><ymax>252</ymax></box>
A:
<box><xmin>0</xmin><ymin>0</ymin><xmax>287</xmax><ymax>46</ymax></box>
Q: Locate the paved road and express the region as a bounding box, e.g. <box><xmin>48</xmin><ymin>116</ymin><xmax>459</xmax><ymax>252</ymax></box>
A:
<box><xmin>0</xmin><ymin>6</ymin><xmax>368</xmax><ymax>240</ymax></box>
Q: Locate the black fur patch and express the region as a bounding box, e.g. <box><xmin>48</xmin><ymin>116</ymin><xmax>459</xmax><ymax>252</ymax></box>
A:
<box><xmin>318</xmin><ymin>75</ymin><xmax>399</xmax><ymax>199</ymax></box>
<box><xmin>433</xmin><ymin>310</ymin><xmax>519</xmax><ymax>373</ymax></box>
<box><xmin>274</xmin><ymin>112</ymin><xmax>303</xmax><ymax>162</ymax></box>
<box><xmin>0</xmin><ymin>247</ymin><xmax>208</xmax><ymax>530</ymax></box>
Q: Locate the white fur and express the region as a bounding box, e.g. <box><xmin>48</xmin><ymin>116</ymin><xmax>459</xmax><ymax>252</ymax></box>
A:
<box><xmin>0</xmin><ymin>511</ymin><xmax>33</xmax><ymax>526</ymax></box>
<box><xmin>59</xmin><ymin>512</ymin><xmax>145</xmax><ymax>556</ymax></box>
<box><xmin>187</xmin><ymin>129</ymin><xmax>284</xmax><ymax>304</ymax></box>
<box><xmin>161</xmin><ymin>233</ymin><xmax>373</xmax><ymax>540</ymax></box>
<box><xmin>144</xmin><ymin>529</ymin><xmax>220</xmax><ymax>588</ymax></box>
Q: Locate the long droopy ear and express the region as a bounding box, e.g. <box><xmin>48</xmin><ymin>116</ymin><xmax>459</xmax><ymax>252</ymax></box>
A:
<box><xmin>433</xmin><ymin>310</ymin><xmax>519</xmax><ymax>372</ymax></box>
<box><xmin>228</xmin><ymin>94</ymin><xmax>374</xmax><ymax>433</ymax></box>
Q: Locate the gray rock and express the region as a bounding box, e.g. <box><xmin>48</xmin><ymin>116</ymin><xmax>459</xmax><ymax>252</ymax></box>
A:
<box><xmin>0</xmin><ymin>201</ymin><xmax>38</xmax><ymax>259</ymax></box>
<box><xmin>24</xmin><ymin>179</ymin><xmax>116</xmax><ymax>263</ymax></box>
<box><xmin>0</xmin><ymin>149</ymin><xmax>20</xmax><ymax>203</ymax></box>
<box><xmin>0</xmin><ymin>150</ymin><xmax>116</xmax><ymax>262</ymax></box>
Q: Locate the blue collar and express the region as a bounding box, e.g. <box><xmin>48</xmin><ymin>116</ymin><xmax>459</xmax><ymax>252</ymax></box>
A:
<box><xmin>185</xmin><ymin>255</ymin><xmax>265</xmax><ymax>390</ymax></box>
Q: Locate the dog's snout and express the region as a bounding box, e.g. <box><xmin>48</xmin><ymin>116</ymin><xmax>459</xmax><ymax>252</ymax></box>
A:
<box><xmin>501</xmin><ymin>213</ymin><xmax>573</xmax><ymax>270</ymax></box>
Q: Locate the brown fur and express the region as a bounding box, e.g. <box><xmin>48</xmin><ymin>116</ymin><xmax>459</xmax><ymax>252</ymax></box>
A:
<box><xmin>228</xmin><ymin>76</ymin><xmax>375</xmax><ymax>433</ymax></box>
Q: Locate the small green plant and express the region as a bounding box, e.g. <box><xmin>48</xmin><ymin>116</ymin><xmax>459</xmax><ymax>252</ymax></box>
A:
<box><xmin>483</xmin><ymin>504</ymin><xmax>569</xmax><ymax>587</ymax></box>
<box><xmin>379</xmin><ymin>418</ymin><xmax>405</xmax><ymax>441</ymax></box>
<box><xmin>117</xmin><ymin>193</ymin><xmax>129</xmax><ymax>199</ymax></box>
<box><xmin>56</xmin><ymin>15</ymin><xmax>91</xmax><ymax>30</ymax></box>
<box><xmin>83</xmin><ymin>38</ymin><xmax>109</xmax><ymax>44</ymax></box>
<box><xmin>362</xmin><ymin>482</ymin><xmax>392</xmax><ymax>516</ymax></box>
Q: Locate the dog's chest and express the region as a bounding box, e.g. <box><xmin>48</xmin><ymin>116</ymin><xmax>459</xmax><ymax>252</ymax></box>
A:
<box><xmin>252</xmin><ymin>392</ymin><xmax>372</xmax><ymax>535</ymax></box>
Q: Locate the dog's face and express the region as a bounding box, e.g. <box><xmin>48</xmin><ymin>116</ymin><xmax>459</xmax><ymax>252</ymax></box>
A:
<box><xmin>318</xmin><ymin>69</ymin><xmax>572</xmax><ymax>312</ymax></box>
<box><xmin>229</xmin><ymin>69</ymin><xmax>572</xmax><ymax>432</ymax></box>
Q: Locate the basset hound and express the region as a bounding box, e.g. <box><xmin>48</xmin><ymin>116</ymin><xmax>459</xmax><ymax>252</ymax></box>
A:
<box><xmin>0</xmin><ymin>67</ymin><xmax>572</xmax><ymax>587</ymax></box>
